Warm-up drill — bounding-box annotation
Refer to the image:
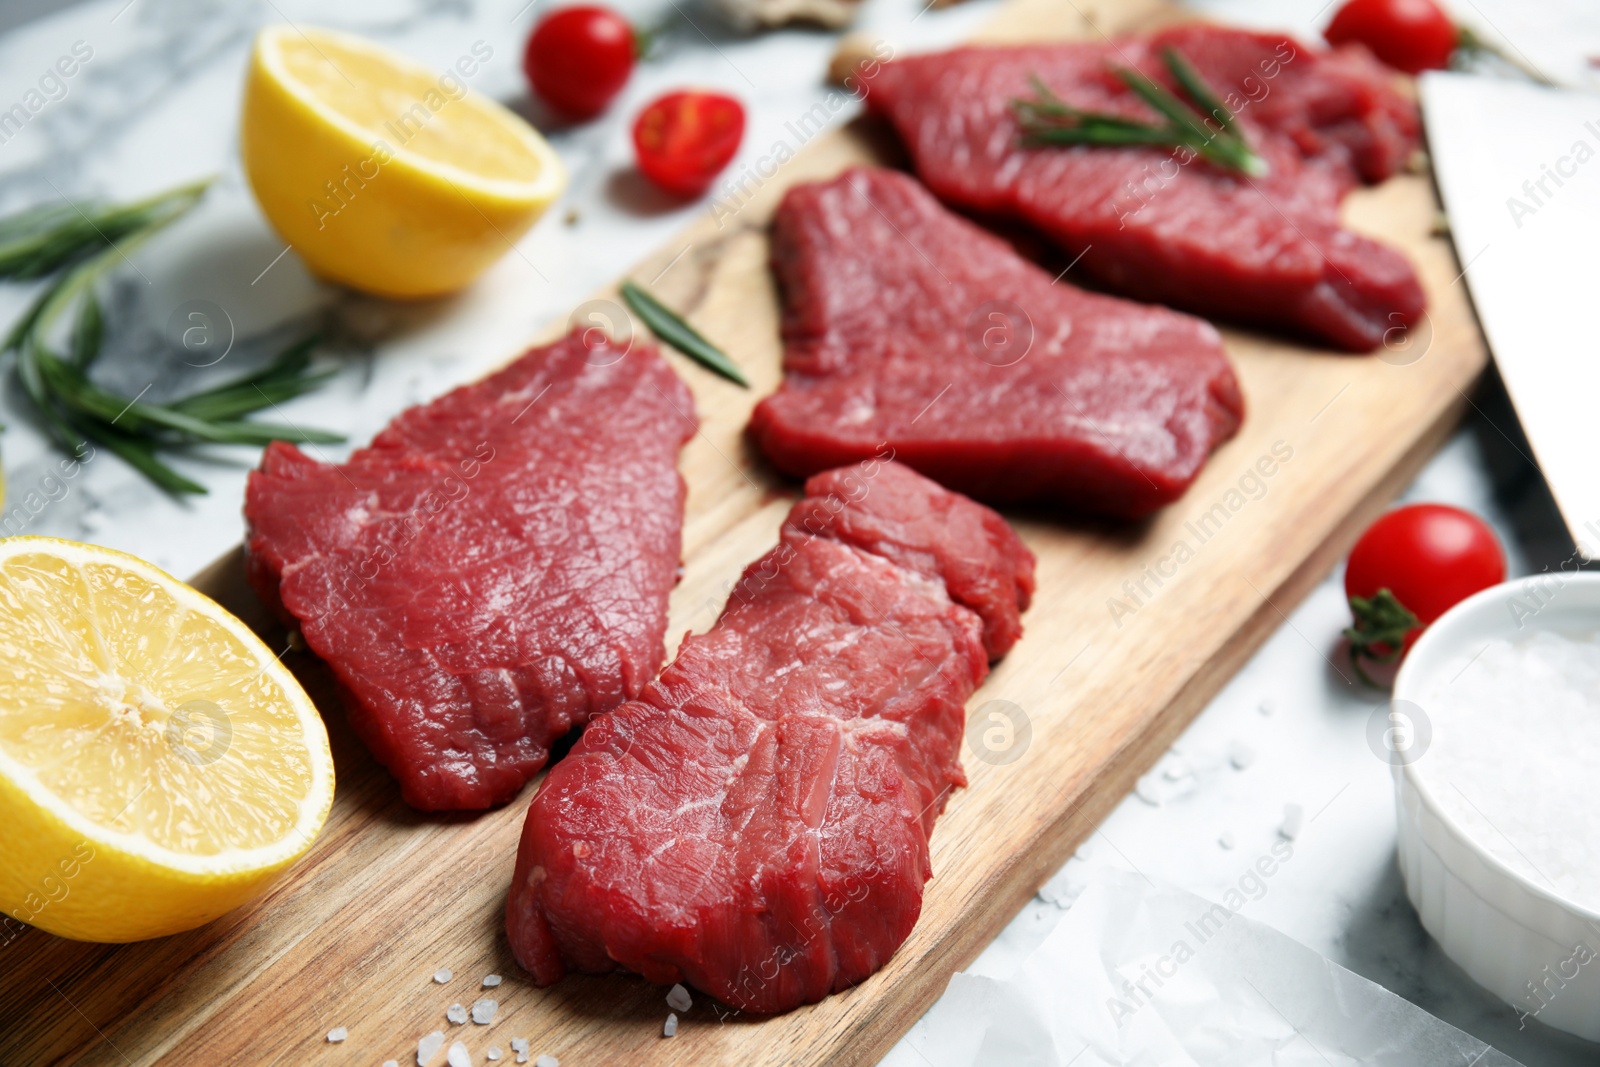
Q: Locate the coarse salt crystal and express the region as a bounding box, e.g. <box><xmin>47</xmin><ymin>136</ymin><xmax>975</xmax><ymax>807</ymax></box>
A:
<box><xmin>434</xmin><ymin>968</ymin><xmax>453</xmax><ymax>984</ymax></box>
<box><xmin>326</xmin><ymin>1026</ymin><xmax>347</xmax><ymax>1043</ymax></box>
<box><xmin>1280</xmin><ymin>803</ymin><xmax>1304</xmax><ymax>840</ymax></box>
<box><xmin>1035</xmin><ymin>868</ymin><xmax>1080</xmax><ymax>909</ymax></box>
<box><xmin>418</xmin><ymin>1031</ymin><xmax>445</xmax><ymax>1065</ymax></box>
<box><xmin>1133</xmin><ymin>775</ymin><xmax>1163</xmax><ymax>806</ymax></box>
<box><xmin>488</xmin><ymin>1048</ymin><xmax>502</xmax><ymax>1061</ymax></box>
<box><xmin>663</xmin><ymin>1012</ymin><xmax>679</xmax><ymax>1038</ymax></box>
<box><xmin>483</xmin><ymin>974</ymin><xmax>503</xmax><ymax>987</ymax></box>
<box><xmin>666</xmin><ymin>983</ymin><xmax>692</xmax><ymax>1012</ymax></box>
<box><xmin>385</xmin><ymin>1061</ymin><xmax>399</xmax><ymax>1067</ymax></box>
<box><xmin>472</xmin><ymin>998</ymin><xmax>498</xmax><ymax>1024</ymax></box>
<box><xmin>447</xmin><ymin>1041</ymin><xmax>472</xmax><ymax>1067</ymax></box>
<box><xmin>535</xmin><ymin>1056</ymin><xmax>560</xmax><ymax>1067</ymax></box>
<box><xmin>447</xmin><ymin>1003</ymin><xmax>468</xmax><ymax>1025</ymax></box>
<box><xmin>510</xmin><ymin>1037</ymin><xmax>529</xmax><ymax>1063</ymax></box>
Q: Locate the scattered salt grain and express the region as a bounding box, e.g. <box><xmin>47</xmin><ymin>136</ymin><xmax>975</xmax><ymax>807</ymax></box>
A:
<box><xmin>1133</xmin><ymin>775</ymin><xmax>1163</xmax><ymax>806</ymax></box>
<box><xmin>535</xmin><ymin>1056</ymin><xmax>560</xmax><ymax>1067</ymax></box>
<box><xmin>326</xmin><ymin>1026</ymin><xmax>347</xmax><ymax>1043</ymax></box>
<box><xmin>1228</xmin><ymin>742</ymin><xmax>1256</xmax><ymax>770</ymax></box>
<box><xmin>663</xmin><ymin>1012</ymin><xmax>679</xmax><ymax>1038</ymax></box>
<box><xmin>483</xmin><ymin>974</ymin><xmax>502</xmax><ymax>988</ymax></box>
<box><xmin>385</xmin><ymin>1061</ymin><xmax>398</xmax><ymax>1067</ymax></box>
<box><xmin>1036</xmin><ymin>868</ymin><xmax>1081</xmax><ymax>909</ymax></box>
<box><xmin>418</xmin><ymin>1031</ymin><xmax>446</xmax><ymax>1065</ymax></box>
<box><xmin>666</xmin><ymin>983</ymin><xmax>692</xmax><ymax>1012</ymax></box>
<box><xmin>1218</xmin><ymin>831</ymin><xmax>1236</xmax><ymax>850</ymax></box>
<box><xmin>510</xmin><ymin>1037</ymin><xmax>530</xmax><ymax>1063</ymax></box>
<box><xmin>488</xmin><ymin>1048</ymin><xmax>502</xmax><ymax>1061</ymax></box>
<box><xmin>447</xmin><ymin>1041</ymin><xmax>472</xmax><ymax>1067</ymax></box>
<box><xmin>447</xmin><ymin>1003</ymin><xmax>469</xmax><ymax>1025</ymax></box>
<box><xmin>434</xmin><ymin>968</ymin><xmax>453</xmax><ymax>984</ymax></box>
<box><xmin>1280</xmin><ymin>803</ymin><xmax>1304</xmax><ymax>840</ymax></box>
<box><xmin>472</xmin><ymin>998</ymin><xmax>498</xmax><ymax>1024</ymax></box>
<box><xmin>1135</xmin><ymin>758</ymin><xmax>1198</xmax><ymax>806</ymax></box>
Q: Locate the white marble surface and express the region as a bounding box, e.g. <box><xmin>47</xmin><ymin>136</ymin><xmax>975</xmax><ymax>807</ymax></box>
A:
<box><xmin>0</xmin><ymin>1</ymin><xmax>1594</xmax><ymax>1065</ymax></box>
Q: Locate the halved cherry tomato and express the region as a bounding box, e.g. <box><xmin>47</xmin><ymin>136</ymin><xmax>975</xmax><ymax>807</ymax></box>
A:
<box><xmin>632</xmin><ymin>91</ymin><xmax>745</xmax><ymax>198</ymax></box>
<box><xmin>1343</xmin><ymin>503</ymin><xmax>1505</xmax><ymax>681</ymax></box>
<box><xmin>1324</xmin><ymin>0</ymin><xmax>1458</xmax><ymax>75</ymax></box>
<box><xmin>524</xmin><ymin>6</ymin><xmax>636</xmax><ymax>120</ymax></box>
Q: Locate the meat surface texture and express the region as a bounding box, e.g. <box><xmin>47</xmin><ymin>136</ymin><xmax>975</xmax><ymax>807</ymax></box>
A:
<box><xmin>748</xmin><ymin>166</ymin><xmax>1243</xmax><ymax>518</ymax></box>
<box><xmin>245</xmin><ymin>329</ymin><xmax>696</xmax><ymax>811</ymax></box>
<box><xmin>506</xmin><ymin>461</ymin><xmax>1036</xmax><ymax>1013</ymax></box>
<box><xmin>862</xmin><ymin>24</ymin><xmax>1426</xmax><ymax>351</ymax></box>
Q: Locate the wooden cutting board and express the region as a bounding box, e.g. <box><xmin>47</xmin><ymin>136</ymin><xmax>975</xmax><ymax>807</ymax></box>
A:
<box><xmin>0</xmin><ymin>0</ymin><xmax>1486</xmax><ymax>1063</ymax></box>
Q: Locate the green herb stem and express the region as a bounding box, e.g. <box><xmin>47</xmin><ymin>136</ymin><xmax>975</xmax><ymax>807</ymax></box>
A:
<box><xmin>620</xmin><ymin>279</ymin><xmax>749</xmax><ymax>388</ymax></box>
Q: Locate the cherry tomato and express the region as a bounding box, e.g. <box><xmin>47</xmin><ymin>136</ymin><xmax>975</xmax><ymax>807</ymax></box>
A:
<box><xmin>1324</xmin><ymin>0</ymin><xmax>1458</xmax><ymax>75</ymax></box>
<box><xmin>524</xmin><ymin>6</ymin><xmax>636</xmax><ymax>120</ymax></box>
<box><xmin>632</xmin><ymin>91</ymin><xmax>745</xmax><ymax>198</ymax></box>
<box><xmin>1343</xmin><ymin>504</ymin><xmax>1505</xmax><ymax>678</ymax></box>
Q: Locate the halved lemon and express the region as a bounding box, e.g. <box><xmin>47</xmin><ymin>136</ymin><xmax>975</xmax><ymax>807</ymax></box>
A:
<box><xmin>0</xmin><ymin>538</ymin><xmax>333</xmax><ymax>942</ymax></box>
<box><xmin>242</xmin><ymin>24</ymin><xmax>566</xmax><ymax>298</ymax></box>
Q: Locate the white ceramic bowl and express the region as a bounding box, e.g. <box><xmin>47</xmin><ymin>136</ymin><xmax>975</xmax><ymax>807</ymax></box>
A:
<box><xmin>1392</xmin><ymin>573</ymin><xmax>1600</xmax><ymax>1040</ymax></box>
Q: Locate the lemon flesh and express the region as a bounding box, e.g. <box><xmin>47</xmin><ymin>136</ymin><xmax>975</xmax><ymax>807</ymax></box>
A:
<box><xmin>0</xmin><ymin>538</ymin><xmax>333</xmax><ymax>942</ymax></box>
<box><xmin>242</xmin><ymin>25</ymin><xmax>565</xmax><ymax>298</ymax></box>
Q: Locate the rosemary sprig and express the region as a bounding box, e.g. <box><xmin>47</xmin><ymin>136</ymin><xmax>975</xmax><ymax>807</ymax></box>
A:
<box><xmin>1</xmin><ymin>179</ymin><xmax>343</xmax><ymax>494</ymax></box>
<box><xmin>0</xmin><ymin>178</ymin><xmax>209</xmax><ymax>282</ymax></box>
<box><xmin>1012</xmin><ymin>48</ymin><xmax>1267</xmax><ymax>177</ymax></box>
<box><xmin>620</xmin><ymin>280</ymin><xmax>748</xmax><ymax>387</ymax></box>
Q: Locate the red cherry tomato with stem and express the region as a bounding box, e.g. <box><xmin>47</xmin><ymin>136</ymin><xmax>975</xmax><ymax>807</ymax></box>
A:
<box><xmin>524</xmin><ymin>6</ymin><xmax>636</xmax><ymax>120</ymax></box>
<box><xmin>1324</xmin><ymin>0</ymin><xmax>1458</xmax><ymax>75</ymax></box>
<box><xmin>1343</xmin><ymin>503</ymin><xmax>1505</xmax><ymax>683</ymax></box>
<box><xmin>632</xmin><ymin>90</ymin><xmax>745</xmax><ymax>198</ymax></box>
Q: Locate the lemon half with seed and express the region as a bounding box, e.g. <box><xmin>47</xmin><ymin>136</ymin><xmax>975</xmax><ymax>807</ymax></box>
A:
<box><xmin>242</xmin><ymin>25</ymin><xmax>566</xmax><ymax>298</ymax></box>
<box><xmin>0</xmin><ymin>538</ymin><xmax>333</xmax><ymax>942</ymax></box>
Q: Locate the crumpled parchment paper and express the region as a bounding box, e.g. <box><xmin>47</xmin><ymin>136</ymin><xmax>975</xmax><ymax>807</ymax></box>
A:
<box><xmin>888</xmin><ymin>869</ymin><xmax>1521</xmax><ymax>1066</ymax></box>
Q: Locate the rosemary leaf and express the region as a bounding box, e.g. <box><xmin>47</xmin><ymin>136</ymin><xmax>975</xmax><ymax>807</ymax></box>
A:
<box><xmin>70</xmin><ymin>292</ymin><xmax>102</xmax><ymax>369</ymax></box>
<box><xmin>620</xmin><ymin>280</ymin><xmax>749</xmax><ymax>388</ymax></box>
<box><xmin>1160</xmin><ymin>47</ymin><xmax>1237</xmax><ymax>134</ymax></box>
<box><xmin>93</xmin><ymin>427</ymin><xmax>208</xmax><ymax>495</ymax></box>
<box><xmin>170</xmin><ymin>369</ymin><xmax>339</xmax><ymax>423</ymax></box>
<box><xmin>169</xmin><ymin>335</ymin><xmax>328</xmax><ymax>420</ymax></box>
<box><xmin>0</xmin><ymin>178</ymin><xmax>210</xmax><ymax>281</ymax></box>
<box><xmin>1114</xmin><ymin>69</ymin><xmax>1233</xmax><ymax>164</ymax></box>
<box><xmin>203</xmin><ymin>420</ymin><xmax>345</xmax><ymax>446</ymax></box>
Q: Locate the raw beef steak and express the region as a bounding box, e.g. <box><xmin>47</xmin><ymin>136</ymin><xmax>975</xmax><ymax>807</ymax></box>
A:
<box><xmin>245</xmin><ymin>329</ymin><xmax>695</xmax><ymax>811</ymax></box>
<box><xmin>862</xmin><ymin>24</ymin><xmax>1426</xmax><ymax>351</ymax></box>
<box><xmin>748</xmin><ymin>166</ymin><xmax>1243</xmax><ymax>518</ymax></box>
<box><xmin>506</xmin><ymin>461</ymin><xmax>1035</xmax><ymax>1013</ymax></box>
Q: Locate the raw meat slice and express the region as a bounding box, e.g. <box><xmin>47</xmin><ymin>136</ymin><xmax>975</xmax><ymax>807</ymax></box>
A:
<box><xmin>506</xmin><ymin>461</ymin><xmax>1035</xmax><ymax>1013</ymax></box>
<box><xmin>862</xmin><ymin>24</ymin><xmax>1426</xmax><ymax>351</ymax></box>
<box><xmin>245</xmin><ymin>328</ymin><xmax>695</xmax><ymax>811</ymax></box>
<box><xmin>748</xmin><ymin>166</ymin><xmax>1243</xmax><ymax>518</ymax></box>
